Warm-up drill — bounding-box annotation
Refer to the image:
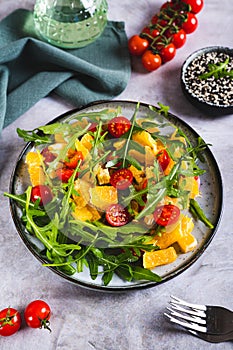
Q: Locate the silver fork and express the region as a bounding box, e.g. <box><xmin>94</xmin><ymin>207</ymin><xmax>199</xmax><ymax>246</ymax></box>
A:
<box><xmin>164</xmin><ymin>295</ymin><xmax>233</xmax><ymax>343</ymax></box>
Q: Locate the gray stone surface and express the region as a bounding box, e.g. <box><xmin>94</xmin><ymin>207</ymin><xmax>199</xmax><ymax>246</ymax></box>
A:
<box><xmin>0</xmin><ymin>0</ymin><xmax>233</xmax><ymax>349</ymax></box>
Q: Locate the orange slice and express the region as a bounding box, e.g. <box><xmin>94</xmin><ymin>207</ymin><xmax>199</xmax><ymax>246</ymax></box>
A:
<box><xmin>143</xmin><ymin>247</ymin><xmax>177</xmax><ymax>269</ymax></box>
<box><xmin>177</xmin><ymin>216</ymin><xmax>196</xmax><ymax>253</ymax></box>
<box><xmin>89</xmin><ymin>186</ymin><xmax>118</xmax><ymax>211</ymax></box>
<box><xmin>25</xmin><ymin>152</ymin><xmax>45</xmax><ymax>186</ymax></box>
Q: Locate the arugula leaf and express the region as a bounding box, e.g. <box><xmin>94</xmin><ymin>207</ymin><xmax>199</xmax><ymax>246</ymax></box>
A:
<box><xmin>156</xmin><ymin>102</ymin><xmax>170</xmax><ymax>117</ymax></box>
<box><xmin>17</xmin><ymin>128</ymin><xmax>52</xmax><ymax>145</ymax></box>
<box><xmin>131</xmin><ymin>266</ymin><xmax>162</xmax><ymax>282</ymax></box>
<box><xmin>199</xmin><ymin>57</ymin><xmax>233</xmax><ymax>80</ymax></box>
<box><xmin>122</xmin><ymin>102</ymin><xmax>140</xmax><ymax>168</ymax></box>
<box><xmin>189</xmin><ymin>199</ymin><xmax>214</xmax><ymax>229</ymax></box>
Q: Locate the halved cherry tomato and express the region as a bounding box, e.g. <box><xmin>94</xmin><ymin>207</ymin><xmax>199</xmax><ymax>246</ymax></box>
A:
<box><xmin>31</xmin><ymin>185</ymin><xmax>53</xmax><ymax>206</ymax></box>
<box><xmin>128</xmin><ymin>35</ymin><xmax>149</xmax><ymax>56</ymax></box>
<box><xmin>157</xmin><ymin>149</ymin><xmax>170</xmax><ymax>171</ymax></box>
<box><xmin>160</xmin><ymin>43</ymin><xmax>176</xmax><ymax>63</ymax></box>
<box><xmin>108</xmin><ymin>116</ymin><xmax>131</xmax><ymax>138</ymax></box>
<box><xmin>106</xmin><ymin>204</ymin><xmax>130</xmax><ymax>227</ymax></box>
<box><xmin>153</xmin><ymin>204</ymin><xmax>180</xmax><ymax>226</ymax></box>
<box><xmin>0</xmin><ymin>307</ymin><xmax>21</xmax><ymax>337</ymax></box>
<box><xmin>182</xmin><ymin>0</ymin><xmax>203</xmax><ymax>14</ymax></box>
<box><xmin>110</xmin><ymin>168</ymin><xmax>133</xmax><ymax>190</ymax></box>
<box><xmin>141</xmin><ymin>50</ymin><xmax>162</xmax><ymax>72</ymax></box>
<box><xmin>181</xmin><ymin>12</ymin><xmax>198</xmax><ymax>34</ymax></box>
<box><xmin>65</xmin><ymin>151</ymin><xmax>83</xmax><ymax>169</ymax></box>
<box><xmin>56</xmin><ymin>168</ymin><xmax>75</xmax><ymax>183</ymax></box>
<box><xmin>24</xmin><ymin>300</ymin><xmax>51</xmax><ymax>331</ymax></box>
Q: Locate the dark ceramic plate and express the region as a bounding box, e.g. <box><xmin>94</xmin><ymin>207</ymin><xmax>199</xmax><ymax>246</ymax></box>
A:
<box><xmin>9</xmin><ymin>100</ymin><xmax>223</xmax><ymax>292</ymax></box>
<box><xmin>181</xmin><ymin>46</ymin><xmax>233</xmax><ymax>115</ymax></box>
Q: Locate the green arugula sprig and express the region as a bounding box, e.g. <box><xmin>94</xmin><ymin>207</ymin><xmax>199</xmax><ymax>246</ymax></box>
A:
<box><xmin>198</xmin><ymin>57</ymin><xmax>233</xmax><ymax>80</ymax></box>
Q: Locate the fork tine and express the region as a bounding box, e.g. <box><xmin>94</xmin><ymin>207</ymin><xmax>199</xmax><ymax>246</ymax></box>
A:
<box><xmin>170</xmin><ymin>295</ymin><xmax>206</xmax><ymax>311</ymax></box>
<box><xmin>166</xmin><ymin>307</ymin><xmax>207</xmax><ymax>325</ymax></box>
<box><xmin>164</xmin><ymin>312</ymin><xmax>207</xmax><ymax>333</ymax></box>
<box><xmin>169</xmin><ymin>302</ymin><xmax>206</xmax><ymax>318</ymax></box>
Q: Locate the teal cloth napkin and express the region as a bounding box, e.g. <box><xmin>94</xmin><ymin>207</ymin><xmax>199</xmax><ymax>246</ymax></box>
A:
<box><xmin>0</xmin><ymin>9</ymin><xmax>131</xmax><ymax>132</ymax></box>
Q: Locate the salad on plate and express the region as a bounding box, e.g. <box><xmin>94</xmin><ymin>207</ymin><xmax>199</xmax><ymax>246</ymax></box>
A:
<box><xmin>6</xmin><ymin>102</ymin><xmax>214</xmax><ymax>287</ymax></box>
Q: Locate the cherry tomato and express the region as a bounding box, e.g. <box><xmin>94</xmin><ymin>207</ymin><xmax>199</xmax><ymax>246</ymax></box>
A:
<box><xmin>160</xmin><ymin>43</ymin><xmax>176</xmax><ymax>63</ymax></box>
<box><xmin>151</xmin><ymin>28</ymin><xmax>160</xmax><ymax>38</ymax></box>
<box><xmin>41</xmin><ymin>147</ymin><xmax>56</xmax><ymax>165</ymax></box>
<box><xmin>56</xmin><ymin>167</ymin><xmax>75</xmax><ymax>182</ymax></box>
<box><xmin>110</xmin><ymin>168</ymin><xmax>133</xmax><ymax>190</ymax></box>
<box><xmin>153</xmin><ymin>204</ymin><xmax>180</xmax><ymax>226</ymax></box>
<box><xmin>108</xmin><ymin>116</ymin><xmax>131</xmax><ymax>138</ymax></box>
<box><xmin>0</xmin><ymin>308</ymin><xmax>21</xmax><ymax>337</ymax></box>
<box><xmin>166</xmin><ymin>28</ymin><xmax>187</xmax><ymax>48</ymax></box>
<box><xmin>151</xmin><ymin>15</ymin><xmax>168</xmax><ymax>27</ymax></box>
<box><xmin>156</xmin><ymin>149</ymin><xmax>171</xmax><ymax>171</ymax></box>
<box><xmin>88</xmin><ymin>122</ymin><xmax>98</xmax><ymax>132</ymax></box>
<box><xmin>141</xmin><ymin>26</ymin><xmax>151</xmax><ymax>35</ymax></box>
<box><xmin>128</xmin><ymin>35</ymin><xmax>149</xmax><ymax>56</ymax></box>
<box><xmin>24</xmin><ymin>300</ymin><xmax>51</xmax><ymax>331</ymax></box>
<box><xmin>182</xmin><ymin>0</ymin><xmax>203</xmax><ymax>14</ymax></box>
<box><xmin>160</xmin><ymin>1</ymin><xmax>173</xmax><ymax>10</ymax></box>
<box><xmin>65</xmin><ymin>151</ymin><xmax>83</xmax><ymax>169</ymax></box>
<box><xmin>182</xmin><ymin>12</ymin><xmax>198</xmax><ymax>34</ymax></box>
<box><xmin>31</xmin><ymin>185</ymin><xmax>53</xmax><ymax>206</ymax></box>
<box><xmin>106</xmin><ymin>204</ymin><xmax>130</xmax><ymax>227</ymax></box>
<box><xmin>141</xmin><ymin>50</ymin><xmax>162</xmax><ymax>72</ymax></box>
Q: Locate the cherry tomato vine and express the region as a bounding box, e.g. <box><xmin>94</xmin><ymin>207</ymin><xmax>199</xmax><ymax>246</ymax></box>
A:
<box><xmin>128</xmin><ymin>0</ymin><xmax>204</xmax><ymax>71</ymax></box>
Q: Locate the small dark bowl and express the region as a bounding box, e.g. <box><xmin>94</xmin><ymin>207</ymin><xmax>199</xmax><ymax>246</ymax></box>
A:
<box><xmin>181</xmin><ymin>46</ymin><xmax>233</xmax><ymax>116</ymax></box>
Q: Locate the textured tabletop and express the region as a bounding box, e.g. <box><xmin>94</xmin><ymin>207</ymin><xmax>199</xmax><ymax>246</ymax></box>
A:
<box><xmin>0</xmin><ymin>1</ymin><xmax>233</xmax><ymax>349</ymax></box>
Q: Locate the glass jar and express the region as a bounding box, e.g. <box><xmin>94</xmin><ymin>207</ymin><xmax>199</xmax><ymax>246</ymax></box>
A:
<box><xmin>33</xmin><ymin>0</ymin><xmax>108</xmax><ymax>49</ymax></box>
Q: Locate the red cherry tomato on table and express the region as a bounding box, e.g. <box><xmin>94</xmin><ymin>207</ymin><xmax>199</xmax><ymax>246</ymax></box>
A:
<box><xmin>156</xmin><ymin>149</ymin><xmax>171</xmax><ymax>171</ymax></box>
<box><xmin>160</xmin><ymin>43</ymin><xmax>176</xmax><ymax>63</ymax></box>
<box><xmin>31</xmin><ymin>185</ymin><xmax>53</xmax><ymax>206</ymax></box>
<box><xmin>128</xmin><ymin>35</ymin><xmax>149</xmax><ymax>56</ymax></box>
<box><xmin>153</xmin><ymin>204</ymin><xmax>180</xmax><ymax>226</ymax></box>
<box><xmin>24</xmin><ymin>300</ymin><xmax>51</xmax><ymax>331</ymax></box>
<box><xmin>0</xmin><ymin>308</ymin><xmax>21</xmax><ymax>337</ymax></box>
<box><xmin>110</xmin><ymin>168</ymin><xmax>133</xmax><ymax>190</ymax></box>
<box><xmin>105</xmin><ymin>204</ymin><xmax>130</xmax><ymax>227</ymax></box>
<box><xmin>141</xmin><ymin>50</ymin><xmax>162</xmax><ymax>72</ymax></box>
<box><xmin>182</xmin><ymin>12</ymin><xmax>198</xmax><ymax>34</ymax></box>
<box><xmin>108</xmin><ymin>116</ymin><xmax>131</xmax><ymax>138</ymax></box>
<box><xmin>182</xmin><ymin>0</ymin><xmax>203</xmax><ymax>14</ymax></box>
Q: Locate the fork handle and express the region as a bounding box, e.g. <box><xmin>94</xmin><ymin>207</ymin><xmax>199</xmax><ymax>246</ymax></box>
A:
<box><xmin>191</xmin><ymin>330</ymin><xmax>233</xmax><ymax>343</ymax></box>
<box><xmin>207</xmin><ymin>306</ymin><xmax>233</xmax><ymax>334</ymax></box>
